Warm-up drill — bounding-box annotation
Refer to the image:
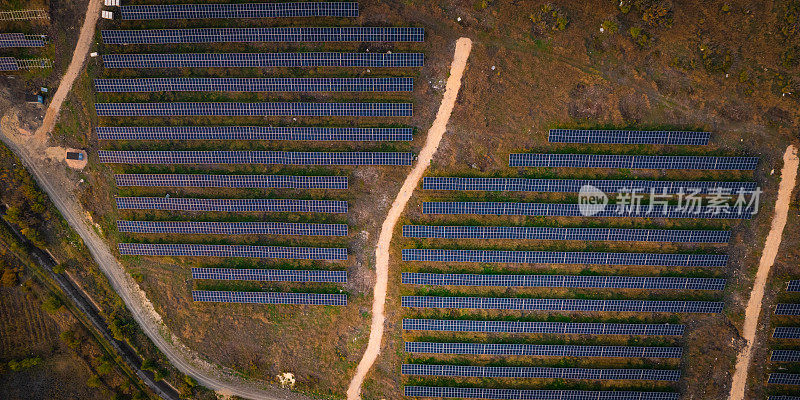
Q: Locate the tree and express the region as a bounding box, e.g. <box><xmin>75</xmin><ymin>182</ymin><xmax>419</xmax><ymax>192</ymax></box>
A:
<box><xmin>1</xmin><ymin>268</ymin><xmax>17</xmax><ymax>287</ymax></box>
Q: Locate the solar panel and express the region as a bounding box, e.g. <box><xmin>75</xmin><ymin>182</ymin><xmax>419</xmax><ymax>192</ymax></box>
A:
<box><xmin>548</xmin><ymin>129</ymin><xmax>710</xmax><ymax>145</ymax></box>
<box><xmin>404</xmin><ymin>342</ymin><xmax>683</xmax><ymax>358</ymax></box>
<box><xmin>118</xmin><ymin>243</ymin><xmax>347</xmax><ymax>260</ymax></box>
<box><xmin>402</xmin><ymin>296</ymin><xmax>724</xmax><ymax>313</ymax></box>
<box><xmin>101</xmin><ymin>27</ymin><xmax>425</xmax><ymax>44</ymax></box>
<box><xmin>774</xmin><ymin>327</ymin><xmax>800</xmax><ymax>339</ymax></box>
<box><xmin>769</xmin><ymin>397</ymin><xmax>800</xmax><ymax>400</ymax></box>
<box><xmin>116</xmin><ymin>197</ymin><xmax>348</xmax><ymax>213</ymax></box>
<box><xmin>421</xmin><ymin>177</ymin><xmax>757</xmax><ymax>194</ymax></box>
<box><xmin>422</xmin><ymin>202</ymin><xmax>754</xmax><ymax>219</ymax></box>
<box><xmin>402</xmin><ymin>225</ymin><xmax>730</xmax><ymax>243</ymax></box>
<box><xmin>102</xmin><ymin>52</ymin><xmax>425</xmax><ymax>68</ymax></box>
<box><xmin>99</xmin><ymin>151</ymin><xmax>413</xmax><ymax>166</ymax></box>
<box><xmin>120</xmin><ymin>2</ymin><xmax>359</xmax><ymax>20</ymax></box>
<box><xmin>402</xmin><ymin>273</ymin><xmax>725</xmax><ymax>290</ymax></box>
<box><xmin>191</xmin><ymin>268</ymin><xmax>346</xmax><ymax>283</ymax></box>
<box><xmin>0</xmin><ymin>33</ymin><xmax>47</xmax><ymax>48</ymax></box>
<box><xmin>117</xmin><ymin>220</ymin><xmax>347</xmax><ymax>236</ymax></box>
<box><xmin>401</xmin><ymin>364</ymin><xmax>680</xmax><ymax>381</ymax></box>
<box><xmin>0</xmin><ymin>57</ymin><xmax>20</xmax><ymax>71</ymax></box>
<box><xmin>97</xmin><ymin>126</ymin><xmax>412</xmax><ymax>141</ymax></box>
<box><xmin>789</xmin><ymin>280</ymin><xmax>800</xmax><ymax>292</ymax></box>
<box><xmin>114</xmin><ymin>174</ymin><xmax>347</xmax><ymax>189</ymax></box>
<box><xmin>404</xmin><ymin>386</ymin><xmax>681</xmax><ymax>400</ymax></box>
<box><xmin>769</xmin><ymin>373</ymin><xmax>800</xmax><ymax>385</ymax></box>
<box><xmin>772</xmin><ymin>350</ymin><xmax>800</xmax><ymax>362</ymax></box>
<box><xmin>402</xmin><ymin>319</ymin><xmax>685</xmax><ymax>336</ymax></box>
<box><xmin>95</xmin><ymin>77</ymin><xmax>413</xmax><ymax>93</ymax></box>
<box><xmin>776</xmin><ymin>304</ymin><xmax>800</xmax><ymax>316</ymax></box>
<box><xmin>509</xmin><ymin>154</ymin><xmax>758</xmax><ymax>170</ymax></box>
<box><xmin>192</xmin><ymin>290</ymin><xmax>346</xmax><ymax>306</ymax></box>
<box><xmin>402</xmin><ymin>249</ymin><xmax>727</xmax><ymax>267</ymax></box>
<box><xmin>95</xmin><ymin>102</ymin><xmax>412</xmax><ymax>117</ymax></box>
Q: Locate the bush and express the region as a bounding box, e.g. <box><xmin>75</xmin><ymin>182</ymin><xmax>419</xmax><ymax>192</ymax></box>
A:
<box><xmin>41</xmin><ymin>294</ymin><xmax>63</xmax><ymax>313</ymax></box>
<box><xmin>781</xmin><ymin>45</ymin><xmax>800</xmax><ymax>69</ymax></box>
<box><xmin>8</xmin><ymin>357</ymin><xmax>41</xmax><ymax>371</ymax></box>
<box><xmin>700</xmin><ymin>45</ymin><xmax>733</xmax><ymax>73</ymax></box>
<box><xmin>1</xmin><ymin>267</ymin><xmax>18</xmax><ymax>287</ymax></box>
<box><xmin>601</xmin><ymin>20</ymin><xmax>619</xmax><ymax>33</ymax></box>
<box><xmin>87</xmin><ymin>374</ymin><xmax>102</xmax><ymax>388</ymax></box>
<box><xmin>60</xmin><ymin>330</ymin><xmax>80</xmax><ymax>349</ymax></box>
<box><xmin>530</xmin><ymin>3</ymin><xmax>569</xmax><ymax>35</ymax></box>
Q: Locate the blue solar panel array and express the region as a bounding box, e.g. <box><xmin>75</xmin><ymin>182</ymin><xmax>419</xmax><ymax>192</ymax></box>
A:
<box><xmin>402</xmin><ymin>296</ymin><xmax>724</xmax><ymax>313</ymax></box>
<box><xmin>118</xmin><ymin>243</ymin><xmax>347</xmax><ymax>260</ymax></box>
<box><xmin>117</xmin><ymin>220</ymin><xmax>347</xmax><ymax>236</ymax></box>
<box><xmin>774</xmin><ymin>327</ymin><xmax>800</xmax><ymax>339</ymax></box>
<box><xmin>120</xmin><ymin>2</ymin><xmax>359</xmax><ymax>20</ymax></box>
<box><xmin>0</xmin><ymin>57</ymin><xmax>19</xmax><ymax>71</ymax></box>
<box><xmin>769</xmin><ymin>373</ymin><xmax>800</xmax><ymax>385</ymax></box>
<box><xmin>101</xmin><ymin>27</ymin><xmax>426</xmax><ymax>44</ymax></box>
<box><xmin>405</xmin><ymin>342</ymin><xmax>683</xmax><ymax>358</ymax></box>
<box><xmin>401</xmin><ymin>364</ymin><xmax>680</xmax><ymax>381</ymax></box>
<box><xmin>192</xmin><ymin>290</ymin><xmax>346</xmax><ymax>306</ymax></box>
<box><xmin>116</xmin><ymin>197</ymin><xmax>348</xmax><ymax>213</ymax></box>
<box><xmin>191</xmin><ymin>268</ymin><xmax>346</xmax><ymax>283</ymax></box>
<box><xmin>0</xmin><ymin>33</ymin><xmax>47</xmax><ymax>48</ymax></box>
<box><xmin>402</xmin><ymin>249</ymin><xmax>727</xmax><ymax>267</ymax></box>
<box><xmin>95</xmin><ymin>102</ymin><xmax>412</xmax><ymax>117</ymax></box>
<box><xmin>402</xmin><ymin>319</ymin><xmax>685</xmax><ymax>336</ymax></box>
<box><xmin>402</xmin><ymin>225</ymin><xmax>730</xmax><ymax>243</ymax></box>
<box><xmin>509</xmin><ymin>153</ymin><xmax>759</xmax><ymax>170</ymax></box>
<box><xmin>99</xmin><ymin>151</ymin><xmax>413</xmax><ymax>166</ymax></box>
<box><xmin>548</xmin><ymin>129</ymin><xmax>710</xmax><ymax>145</ymax></box>
<box><xmin>102</xmin><ymin>52</ymin><xmax>425</xmax><ymax>69</ymax></box>
<box><xmin>404</xmin><ymin>386</ymin><xmax>680</xmax><ymax>400</ymax></box>
<box><xmin>95</xmin><ymin>77</ymin><xmax>413</xmax><ymax>93</ymax></box>
<box><xmin>402</xmin><ymin>273</ymin><xmax>725</xmax><ymax>290</ymax></box>
<box><xmin>776</xmin><ymin>304</ymin><xmax>800</xmax><ymax>316</ymax></box>
<box><xmin>97</xmin><ymin>126</ymin><xmax>412</xmax><ymax>141</ymax></box>
<box><xmin>788</xmin><ymin>280</ymin><xmax>800</xmax><ymax>292</ymax></box>
<box><xmin>769</xmin><ymin>397</ymin><xmax>800</xmax><ymax>400</ymax></box>
<box><xmin>771</xmin><ymin>350</ymin><xmax>800</xmax><ymax>362</ymax></box>
<box><xmin>421</xmin><ymin>177</ymin><xmax>757</xmax><ymax>194</ymax></box>
<box><xmin>422</xmin><ymin>202</ymin><xmax>753</xmax><ymax>219</ymax></box>
<box><xmin>114</xmin><ymin>174</ymin><xmax>347</xmax><ymax>189</ymax></box>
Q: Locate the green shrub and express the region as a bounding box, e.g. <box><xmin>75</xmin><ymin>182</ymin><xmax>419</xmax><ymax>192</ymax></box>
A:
<box><xmin>781</xmin><ymin>45</ymin><xmax>800</xmax><ymax>69</ymax></box>
<box><xmin>87</xmin><ymin>374</ymin><xmax>102</xmax><ymax>388</ymax></box>
<box><xmin>601</xmin><ymin>20</ymin><xmax>619</xmax><ymax>33</ymax></box>
<box><xmin>8</xmin><ymin>357</ymin><xmax>41</xmax><ymax>371</ymax></box>
<box><xmin>41</xmin><ymin>294</ymin><xmax>62</xmax><ymax>313</ymax></box>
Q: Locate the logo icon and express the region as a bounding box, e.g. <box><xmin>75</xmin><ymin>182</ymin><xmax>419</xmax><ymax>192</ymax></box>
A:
<box><xmin>578</xmin><ymin>184</ymin><xmax>608</xmax><ymax>216</ymax></box>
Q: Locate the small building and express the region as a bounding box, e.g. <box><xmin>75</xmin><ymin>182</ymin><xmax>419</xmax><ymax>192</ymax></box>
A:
<box><xmin>66</xmin><ymin>152</ymin><xmax>84</xmax><ymax>161</ymax></box>
<box><xmin>25</xmin><ymin>94</ymin><xmax>43</xmax><ymax>104</ymax></box>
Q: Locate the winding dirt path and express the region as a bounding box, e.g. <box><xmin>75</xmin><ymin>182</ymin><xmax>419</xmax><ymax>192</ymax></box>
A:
<box><xmin>728</xmin><ymin>145</ymin><xmax>799</xmax><ymax>400</ymax></box>
<box><xmin>345</xmin><ymin>37</ymin><xmax>473</xmax><ymax>400</ymax></box>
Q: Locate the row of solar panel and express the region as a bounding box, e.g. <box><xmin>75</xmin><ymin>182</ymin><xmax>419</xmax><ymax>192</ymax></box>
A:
<box><xmin>402</xmin><ymin>249</ymin><xmax>727</xmax><ymax>267</ymax></box>
<box><xmin>191</xmin><ymin>268</ymin><xmax>346</xmax><ymax>283</ymax></box>
<box><xmin>421</xmin><ymin>176</ymin><xmax>757</xmax><ymax>193</ymax></box>
<box><xmin>401</xmin><ymin>364</ymin><xmax>680</xmax><ymax>381</ymax></box>
<box><xmin>402</xmin><ymin>225</ymin><xmax>731</xmax><ymax>243</ymax></box>
<box><xmin>772</xmin><ymin>350</ymin><xmax>800</xmax><ymax>362</ymax></box>
<box><xmin>99</xmin><ymin>151</ymin><xmax>414</xmax><ymax>165</ymax></box>
<box><xmin>422</xmin><ymin>202</ymin><xmax>753</xmax><ymax>219</ymax></box>
<box><xmin>548</xmin><ymin>129</ymin><xmax>710</xmax><ymax>145</ymax></box>
<box><xmin>788</xmin><ymin>280</ymin><xmax>800</xmax><ymax>291</ymax></box>
<box><xmin>117</xmin><ymin>220</ymin><xmax>348</xmax><ymax>236</ymax></box>
<box><xmin>115</xmin><ymin>174</ymin><xmax>348</xmax><ymax>189</ymax></box>
<box><xmin>97</xmin><ymin>126</ymin><xmax>413</xmax><ymax>141</ymax></box>
<box><xmin>102</xmin><ymin>52</ymin><xmax>425</xmax><ymax>68</ymax></box>
<box><xmin>776</xmin><ymin>304</ymin><xmax>800</xmax><ymax>315</ymax></box>
<box><xmin>96</xmin><ymin>102</ymin><xmax>412</xmax><ymax>117</ymax></box>
<box><xmin>102</xmin><ymin>27</ymin><xmax>425</xmax><ymax>44</ymax></box>
<box><xmin>774</xmin><ymin>327</ymin><xmax>800</xmax><ymax>339</ymax></box>
<box><xmin>402</xmin><ymin>319</ymin><xmax>685</xmax><ymax>336</ymax></box>
<box><xmin>402</xmin><ymin>273</ymin><xmax>725</xmax><ymax>290</ymax></box>
<box><xmin>94</xmin><ymin>77</ymin><xmax>413</xmax><ymax>93</ymax></box>
<box><xmin>404</xmin><ymin>386</ymin><xmax>680</xmax><ymax>400</ymax></box>
<box><xmin>192</xmin><ymin>290</ymin><xmax>346</xmax><ymax>305</ymax></box>
<box><xmin>0</xmin><ymin>33</ymin><xmax>46</xmax><ymax>48</ymax></box>
<box><xmin>0</xmin><ymin>57</ymin><xmax>20</xmax><ymax>71</ymax></box>
<box><xmin>509</xmin><ymin>154</ymin><xmax>759</xmax><ymax>170</ymax></box>
<box><xmin>120</xmin><ymin>2</ymin><xmax>359</xmax><ymax>20</ymax></box>
<box><xmin>405</xmin><ymin>342</ymin><xmax>683</xmax><ymax>358</ymax></box>
<box><xmin>769</xmin><ymin>373</ymin><xmax>800</xmax><ymax>385</ymax></box>
<box><xmin>118</xmin><ymin>243</ymin><xmax>347</xmax><ymax>260</ymax></box>
<box><xmin>116</xmin><ymin>197</ymin><xmax>348</xmax><ymax>213</ymax></box>
<box><xmin>402</xmin><ymin>296</ymin><xmax>724</xmax><ymax>313</ymax></box>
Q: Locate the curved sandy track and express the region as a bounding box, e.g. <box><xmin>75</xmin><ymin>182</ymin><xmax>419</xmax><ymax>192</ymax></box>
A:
<box><xmin>728</xmin><ymin>145</ymin><xmax>799</xmax><ymax>400</ymax></box>
<box><xmin>1</xmin><ymin>0</ymin><xmax>305</xmax><ymax>399</ymax></box>
<box><xmin>346</xmin><ymin>37</ymin><xmax>473</xmax><ymax>400</ymax></box>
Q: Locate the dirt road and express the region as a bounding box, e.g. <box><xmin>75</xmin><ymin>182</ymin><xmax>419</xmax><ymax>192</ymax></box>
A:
<box><xmin>0</xmin><ymin>0</ymin><xmax>306</xmax><ymax>398</ymax></box>
<box><xmin>728</xmin><ymin>145</ymin><xmax>799</xmax><ymax>400</ymax></box>
<box><xmin>345</xmin><ymin>37</ymin><xmax>473</xmax><ymax>400</ymax></box>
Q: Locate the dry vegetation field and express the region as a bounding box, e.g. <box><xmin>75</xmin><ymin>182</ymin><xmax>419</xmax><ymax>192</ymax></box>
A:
<box><xmin>6</xmin><ymin>0</ymin><xmax>798</xmax><ymax>399</ymax></box>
